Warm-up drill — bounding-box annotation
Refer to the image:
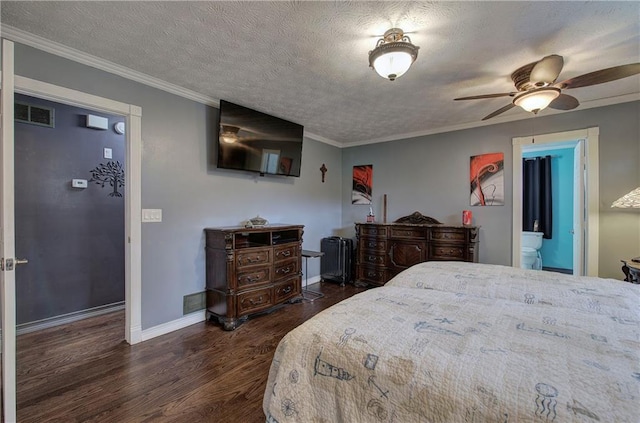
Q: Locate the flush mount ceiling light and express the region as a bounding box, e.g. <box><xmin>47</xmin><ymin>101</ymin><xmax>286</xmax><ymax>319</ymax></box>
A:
<box><xmin>369</xmin><ymin>28</ymin><xmax>419</xmax><ymax>81</ymax></box>
<box><xmin>220</xmin><ymin>125</ymin><xmax>239</xmax><ymax>144</ymax></box>
<box><xmin>512</xmin><ymin>87</ymin><xmax>561</xmax><ymax>113</ymax></box>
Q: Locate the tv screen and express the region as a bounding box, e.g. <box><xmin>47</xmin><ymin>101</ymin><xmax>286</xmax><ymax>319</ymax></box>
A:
<box><xmin>216</xmin><ymin>100</ymin><xmax>304</xmax><ymax>177</ymax></box>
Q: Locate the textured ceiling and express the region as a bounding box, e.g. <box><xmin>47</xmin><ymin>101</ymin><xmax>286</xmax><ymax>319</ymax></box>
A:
<box><xmin>1</xmin><ymin>1</ymin><xmax>639</xmax><ymax>146</ymax></box>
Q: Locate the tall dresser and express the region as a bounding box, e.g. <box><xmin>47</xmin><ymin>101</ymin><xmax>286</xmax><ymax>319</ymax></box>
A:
<box><xmin>356</xmin><ymin>213</ymin><xmax>479</xmax><ymax>286</ymax></box>
<box><xmin>205</xmin><ymin>224</ymin><xmax>303</xmax><ymax>330</ymax></box>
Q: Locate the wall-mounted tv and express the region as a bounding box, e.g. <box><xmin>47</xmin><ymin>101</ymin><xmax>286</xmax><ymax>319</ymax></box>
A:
<box><xmin>216</xmin><ymin>100</ymin><xmax>304</xmax><ymax>177</ymax></box>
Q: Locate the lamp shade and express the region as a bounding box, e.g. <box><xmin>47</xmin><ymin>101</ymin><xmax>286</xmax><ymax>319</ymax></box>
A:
<box><xmin>611</xmin><ymin>187</ymin><xmax>640</xmax><ymax>208</ymax></box>
<box><xmin>369</xmin><ymin>28</ymin><xmax>419</xmax><ymax>81</ymax></box>
<box><xmin>513</xmin><ymin>87</ymin><xmax>561</xmax><ymax>112</ymax></box>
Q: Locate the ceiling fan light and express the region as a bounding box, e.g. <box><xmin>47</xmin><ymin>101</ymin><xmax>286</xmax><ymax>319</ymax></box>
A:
<box><xmin>369</xmin><ymin>28</ymin><xmax>419</xmax><ymax>81</ymax></box>
<box><xmin>513</xmin><ymin>87</ymin><xmax>561</xmax><ymax>112</ymax></box>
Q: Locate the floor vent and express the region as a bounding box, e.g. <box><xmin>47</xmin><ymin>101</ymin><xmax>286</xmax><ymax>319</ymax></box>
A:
<box><xmin>183</xmin><ymin>291</ymin><xmax>206</xmax><ymax>314</ymax></box>
<box><xmin>15</xmin><ymin>102</ymin><xmax>55</xmax><ymax>128</ymax></box>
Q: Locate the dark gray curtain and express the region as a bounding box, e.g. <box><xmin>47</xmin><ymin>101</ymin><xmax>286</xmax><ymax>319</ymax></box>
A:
<box><xmin>523</xmin><ymin>156</ymin><xmax>552</xmax><ymax>239</ymax></box>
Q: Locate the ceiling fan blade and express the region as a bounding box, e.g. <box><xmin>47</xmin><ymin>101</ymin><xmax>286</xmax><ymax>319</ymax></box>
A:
<box><xmin>482</xmin><ymin>103</ymin><xmax>516</xmax><ymax>120</ymax></box>
<box><xmin>548</xmin><ymin>94</ymin><xmax>579</xmax><ymax>110</ymax></box>
<box><xmin>454</xmin><ymin>93</ymin><xmax>515</xmax><ymax>100</ymax></box>
<box><xmin>530</xmin><ymin>54</ymin><xmax>564</xmax><ymax>84</ymax></box>
<box><xmin>558</xmin><ymin>63</ymin><xmax>640</xmax><ymax>89</ymax></box>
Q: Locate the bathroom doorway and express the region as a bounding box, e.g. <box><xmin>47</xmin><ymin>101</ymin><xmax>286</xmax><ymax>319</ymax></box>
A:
<box><xmin>512</xmin><ymin>127</ymin><xmax>600</xmax><ymax>276</ymax></box>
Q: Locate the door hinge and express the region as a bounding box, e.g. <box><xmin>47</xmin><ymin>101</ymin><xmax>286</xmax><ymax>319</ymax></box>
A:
<box><xmin>0</xmin><ymin>257</ymin><xmax>3</xmax><ymax>271</ymax></box>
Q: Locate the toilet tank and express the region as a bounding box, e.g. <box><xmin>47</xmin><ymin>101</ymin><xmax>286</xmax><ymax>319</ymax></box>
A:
<box><xmin>522</xmin><ymin>231</ymin><xmax>543</xmax><ymax>249</ymax></box>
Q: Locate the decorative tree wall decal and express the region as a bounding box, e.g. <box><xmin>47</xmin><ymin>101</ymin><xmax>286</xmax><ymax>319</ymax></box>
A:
<box><xmin>90</xmin><ymin>161</ymin><xmax>125</xmax><ymax>197</ymax></box>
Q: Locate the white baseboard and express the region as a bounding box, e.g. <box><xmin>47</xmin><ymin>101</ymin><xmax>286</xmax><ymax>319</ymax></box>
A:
<box><xmin>140</xmin><ymin>310</ymin><xmax>206</xmax><ymax>342</ymax></box>
<box><xmin>16</xmin><ymin>302</ymin><xmax>125</xmax><ymax>335</ymax></box>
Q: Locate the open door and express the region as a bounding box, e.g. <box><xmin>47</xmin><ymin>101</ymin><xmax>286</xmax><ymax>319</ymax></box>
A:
<box><xmin>1</xmin><ymin>38</ymin><xmax>18</xmax><ymax>423</ymax></box>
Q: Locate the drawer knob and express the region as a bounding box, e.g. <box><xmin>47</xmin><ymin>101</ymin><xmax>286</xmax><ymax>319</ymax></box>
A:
<box><xmin>282</xmin><ymin>286</ymin><xmax>292</xmax><ymax>294</ymax></box>
<box><xmin>278</xmin><ymin>250</ymin><xmax>291</xmax><ymax>257</ymax></box>
<box><xmin>367</xmin><ymin>271</ymin><xmax>377</xmax><ymax>277</ymax></box>
<box><xmin>278</xmin><ymin>267</ymin><xmax>292</xmax><ymax>274</ymax></box>
<box><xmin>368</xmin><ymin>242</ymin><xmax>376</xmax><ymax>247</ymax></box>
<box><xmin>249</xmin><ymin>296</ymin><xmax>264</xmax><ymax>306</ymax></box>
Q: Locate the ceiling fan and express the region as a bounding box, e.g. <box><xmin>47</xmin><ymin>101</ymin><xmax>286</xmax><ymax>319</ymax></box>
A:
<box><xmin>454</xmin><ymin>55</ymin><xmax>640</xmax><ymax>120</ymax></box>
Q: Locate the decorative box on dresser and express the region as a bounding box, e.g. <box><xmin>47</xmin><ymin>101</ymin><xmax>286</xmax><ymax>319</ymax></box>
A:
<box><xmin>205</xmin><ymin>224</ymin><xmax>303</xmax><ymax>330</ymax></box>
<box><xmin>356</xmin><ymin>212</ymin><xmax>479</xmax><ymax>287</ymax></box>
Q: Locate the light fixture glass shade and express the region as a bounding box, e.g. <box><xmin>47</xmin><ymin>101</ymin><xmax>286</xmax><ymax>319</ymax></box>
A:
<box><xmin>220</xmin><ymin>133</ymin><xmax>237</xmax><ymax>144</ymax></box>
<box><xmin>220</xmin><ymin>125</ymin><xmax>239</xmax><ymax>144</ymax></box>
<box><xmin>611</xmin><ymin>187</ymin><xmax>640</xmax><ymax>208</ymax></box>
<box><xmin>369</xmin><ymin>28</ymin><xmax>419</xmax><ymax>81</ymax></box>
<box><xmin>513</xmin><ymin>87</ymin><xmax>561</xmax><ymax>112</ymax></box>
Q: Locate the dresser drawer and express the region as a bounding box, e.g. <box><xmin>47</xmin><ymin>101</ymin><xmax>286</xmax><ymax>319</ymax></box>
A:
<box><xmin>236</xmin><ymin>267</ymin><xmax>270</xmax><ymax>289</ymax></box>
<box><xmin>430</xmin><ymin>228</ymin><xmax>467</xmax><ymax>242</ymax></box>
<box><xmin>430</xmin><ymin>244</ymin><xmax>465</xmax><ymax>260</ymax></box>
<box><xmin>236</xmin><ymin>248</ymin><xmax>271</xmax><ymax>268</ymax></box>
<box><xmin>361</xmin><ymin>237</ymin><xmax>386</xmax><ymax>253</ymax></box>
<box><xmin>274</xmin><ymin>278</ymin><xmax>299</xmax><ymax>302</ymax></box>
<box><xmin>274</xmin><ymin>244</ymin><xmax>298</xmax><ymax>262</ymax></box>
<box><xmin>237</xmin><ymin>287</ymin><xmax>273</xmax><ymax>315</ymax></box>
<box><xmin>360</xmin><ymin>225</ymin><xmax>387</xmax><ymax>237</ymax></box>
<box><xmin>390</xmin><ymin>227</ymin><xmax>424</xmax><ymax>239</ymax></box>
<box><xmin>274</xmin><ymin>259</ymin><xmax>299</xmax><ymax>281</ymax></box>
<box><xmin>361</xmin><ymin>252</ymin><xmax>386</xmax><ymax>265</ymax></box>
<box><xmin>357</xmin><ymin>265</ymin><xmax>387</xmax><ymax>286</ymax></box>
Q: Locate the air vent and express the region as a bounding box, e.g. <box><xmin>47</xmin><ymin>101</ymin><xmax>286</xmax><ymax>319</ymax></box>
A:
<box><xmin>15</xmin><ymin>102</ymin><xmax>55</xmax><ymax>128</ymax></box>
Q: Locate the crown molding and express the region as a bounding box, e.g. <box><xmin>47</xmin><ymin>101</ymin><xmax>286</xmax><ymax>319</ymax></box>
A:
<box><xmin>3</xmin><ymin>25</ymin><xmax>637</xmax><ymax>149</ymax></box>
<box><xmin>1</xmin><ymin>25</ymin><xmax>339</xmax><ymax>147</ymax></box>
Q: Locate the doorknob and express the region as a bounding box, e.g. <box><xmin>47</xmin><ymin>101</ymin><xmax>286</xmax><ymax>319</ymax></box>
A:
<box><xmin>1</xmin><ymin>257</ymin><xmax>28</xmax><ymax>271</ymax></box>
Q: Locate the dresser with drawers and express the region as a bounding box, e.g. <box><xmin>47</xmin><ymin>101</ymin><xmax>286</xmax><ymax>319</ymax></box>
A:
<box><xmin>205</xmin><ymin>224</ymin><xmax>303</xmax><ymax>330</ymax></box>
<box><xmin>355</xmin><ymin>214</ymin><xmax>479</xmax><ymax>287</ymax></box>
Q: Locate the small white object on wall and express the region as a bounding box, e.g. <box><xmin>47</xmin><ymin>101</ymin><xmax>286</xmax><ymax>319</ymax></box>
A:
<box><xmin>86</xmin><ymin>114</ymin><xmax>108</xmax><ymax>130</ymax></box>
<box><xmin>71</xmin><ymin>179</ymin><xmax>88</xmax><ymax>189</ymax></box>
<box><xmin>104</xmin><ymin>147</ymin><xmax>113</xmax><ymax>159</ymax></box>
<box><xmin>114</xmin><ymin>121</ymin><xmax>125</xmax><ymax>134</ymax></box>
<box><xmin>142</xmin><ymin>209</ymin><xmax>162</xmax><ymax>222</ymax></box>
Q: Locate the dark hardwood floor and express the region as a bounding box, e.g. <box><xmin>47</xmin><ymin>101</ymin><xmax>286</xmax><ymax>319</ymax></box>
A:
<box><xmin>16</xmin><ymin>282</ymin><xmax>365</xmax><ymax>423</ymax></box>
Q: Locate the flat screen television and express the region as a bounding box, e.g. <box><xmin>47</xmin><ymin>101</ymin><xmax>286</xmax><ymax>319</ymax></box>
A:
<box><xmin>216</xmin><ymin>100</ymin><xmax>304</xmax><ymax>177</ymax></box>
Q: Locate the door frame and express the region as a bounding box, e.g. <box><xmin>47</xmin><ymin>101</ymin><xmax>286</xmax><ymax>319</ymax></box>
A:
<box><xmin>1</xmin><ymin>39</ymin><xmax>142</xmax><ymax>421</ymax></box>
<box><xmin>512</xmin><ymin>127</ymin><xmax>599</xmax><ymax>276</ymax></box>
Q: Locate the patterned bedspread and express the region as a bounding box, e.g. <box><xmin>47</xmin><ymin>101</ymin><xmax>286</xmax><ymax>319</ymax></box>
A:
<box><xmin>263</xmin><ymin>262</ymin><xmax>640</xmax><ymax>422</ymax></box>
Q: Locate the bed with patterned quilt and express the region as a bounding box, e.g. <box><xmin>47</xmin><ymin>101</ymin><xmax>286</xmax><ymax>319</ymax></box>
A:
<box><xmin>263</xmin><ymin>261</ymin><xmax>639</xmax><ymax>422</ymax></box>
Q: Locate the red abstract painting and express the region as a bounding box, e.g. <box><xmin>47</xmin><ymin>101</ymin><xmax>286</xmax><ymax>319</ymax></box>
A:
<box><xmin>470</xmin><ymin>153</ymin><xmax>504</xmax><ymax>206</ymax></box>
<box><xmin>352</xmin><ymin>165</ymin><xmax>373</xmax><ymax>204</ymax></box>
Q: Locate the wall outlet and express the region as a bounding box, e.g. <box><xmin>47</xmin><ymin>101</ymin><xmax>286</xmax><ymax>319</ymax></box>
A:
<box><xmin>183</xmin><ymin>291</ymin><xmax>206</xmax><ymax>314</ymax></box>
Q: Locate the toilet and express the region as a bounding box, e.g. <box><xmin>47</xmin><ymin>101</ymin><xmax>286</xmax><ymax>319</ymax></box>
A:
<box><xmin>521</xmin><ymin>231</ymin><xmax>543</xmax><ymax>270</ymax></box>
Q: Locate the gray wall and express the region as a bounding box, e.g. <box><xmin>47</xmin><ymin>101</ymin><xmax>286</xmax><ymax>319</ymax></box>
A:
<box><xmin>13</xmin><ymin>43</ymin><xmax>343</xmax><ymax>329</ymax></box>
<box><xmin>15</xmin><ymin>94</ymin><xmax>125</xmax><ymax>324</ymax></box>
<box><xmin>342</xmin><ymin>101</ymin><xmax>640</xmax><ymax>280</ymax></box>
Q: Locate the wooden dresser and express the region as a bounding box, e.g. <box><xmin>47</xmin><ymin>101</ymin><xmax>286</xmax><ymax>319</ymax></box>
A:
<box><xmin>205</xmin><ymin>224</ymin><xmax>303</xmax><ymax>330</ymax></box>
<box><xmin>356</xmin><ymin>213</ymin><xmax>479</xmax><ymax>286</ymax></box>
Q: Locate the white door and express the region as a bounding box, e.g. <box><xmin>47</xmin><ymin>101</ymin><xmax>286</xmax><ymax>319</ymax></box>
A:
<box><xmin>1</xmin><ymin>38</ymin><xmax>18</xmax><ymax>423</ymax></box>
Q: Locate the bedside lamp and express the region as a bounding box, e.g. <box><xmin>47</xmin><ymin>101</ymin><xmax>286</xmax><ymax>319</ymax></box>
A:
<box><xmin>612</xmin><ymin>186</ymin><xmax>640</xmax><ymax>262</ymax></box>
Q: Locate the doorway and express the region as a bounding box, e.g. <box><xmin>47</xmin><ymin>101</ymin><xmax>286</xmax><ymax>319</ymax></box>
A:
<box><xmin>2</xmin><ymin>38</ymin><xmax>142</xmax><ymax>421</ymax></box>
<box><xmin>512</xmin><ymin>127</ymin><xmax>600</xmax><ymax>276</ymax></box>
<box><xmin>14</xmin><ymin>94</ymin><xmax>126</xmax><ymax>333</ymax></box>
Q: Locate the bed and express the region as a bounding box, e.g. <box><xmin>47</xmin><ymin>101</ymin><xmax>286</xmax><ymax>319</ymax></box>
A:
<box><xmin>263</xmin><ymin>262</ymin><xmax>640</xmax><ymax>422</ymax></box>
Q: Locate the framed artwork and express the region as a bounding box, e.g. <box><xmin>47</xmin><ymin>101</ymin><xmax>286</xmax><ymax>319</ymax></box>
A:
<box><xmin>470</xmin><ymin>153</ymin><xmax>504</xmax><ymax>206</ymax></box>
<box><xmin>352</xmin><ymin>164</ymin><xmax>373</xmax><ymax>204</ymax></box>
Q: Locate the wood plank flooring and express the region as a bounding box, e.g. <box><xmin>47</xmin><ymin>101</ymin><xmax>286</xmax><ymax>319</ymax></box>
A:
<box><xmin>16</xmin><ymin>282</ymin><xmax>365</xmax><ymax>423</ymax></box>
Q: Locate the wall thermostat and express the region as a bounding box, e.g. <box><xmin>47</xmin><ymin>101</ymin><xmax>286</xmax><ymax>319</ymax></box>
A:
<box><xmin>72</xmin><ymin>179</ymin><xmax>88</xmax><ymax>189</ymax></box>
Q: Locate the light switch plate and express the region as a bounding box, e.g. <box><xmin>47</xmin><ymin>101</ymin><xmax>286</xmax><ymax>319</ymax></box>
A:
<box><xmin>142</xmin><ymin>209</ymin><xmax>162</xmax><ymax>222</ymax></box>
<box><xmin>104</xmin><ymin>148</ymin><xmax>113</xmax><ymax>159</ymax></box>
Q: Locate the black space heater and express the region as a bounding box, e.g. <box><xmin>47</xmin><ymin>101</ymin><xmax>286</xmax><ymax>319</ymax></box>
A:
<box><xmin>320</xmin><ymin>236</ymin><xmax>354</xmax><ymax>286</ymax></box>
